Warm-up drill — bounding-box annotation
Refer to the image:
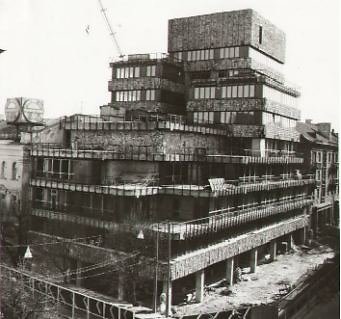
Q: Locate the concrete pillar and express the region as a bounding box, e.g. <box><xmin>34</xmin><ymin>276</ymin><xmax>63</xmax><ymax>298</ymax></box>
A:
<box><xmin>287</xmin><ymin>234</ymin><xmax>294</xmax><ymax>251</ymax></box>
<box><xmin>195</xmin><ymin>270</ymin><xmax>205</xmax><ymax>303</ymax></box>
<box><xmin>226</xmin><ymin>257</ymin><xmax>234</xmax><ymax>286</ymax></box>
<box><xmin>250</xmin><ymin>248</ymin><xmax>258</xmax><ymax>273</ymax></box>
<box><xmin>75</xmin><ymin>260</ymin><xmax>82</xmax><ymax>287</ymax></box>
<box><xmin>298</xmin><ymin>227</ymin><xmax>307</xmax><ymax>245</ymax></box>
<box><xmin>269</xmin><ymin>240</ymin><xmax>277</xmax><ymax>261</ymax></box>
<box><xmin>162</xmin><ymin>280</ymin><xmax>172</xmax><ymax>316</ymax></box>
<box><xmin>117</xmin><ymin>273</ymin><xmax>125</xmax><ymax>300</ymax></box>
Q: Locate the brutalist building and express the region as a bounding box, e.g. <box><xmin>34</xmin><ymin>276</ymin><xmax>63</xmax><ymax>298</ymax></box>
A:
<box><xmin>29</xmin><ymin>9</ymin><xmax>332</xmax><ymax>313</ymax></box>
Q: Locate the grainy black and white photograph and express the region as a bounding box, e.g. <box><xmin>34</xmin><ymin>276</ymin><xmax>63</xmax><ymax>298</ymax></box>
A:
<box><xmin>0</xmin><ymin>0</ymin><xmax>339</xmax><ymax>318</ymax></box>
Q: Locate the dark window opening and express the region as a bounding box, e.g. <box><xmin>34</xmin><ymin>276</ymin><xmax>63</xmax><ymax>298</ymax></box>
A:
<box><xmin>259</xmin><ymin>26</ymin><xmax>263</xmax><ymax>44</ymax></box>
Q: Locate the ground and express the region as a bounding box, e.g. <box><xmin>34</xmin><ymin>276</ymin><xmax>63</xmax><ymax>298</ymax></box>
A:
<box><xmin>173</xmin><ymin>242</ymin><xmax>334</xmax><ymax>316</ymax></box>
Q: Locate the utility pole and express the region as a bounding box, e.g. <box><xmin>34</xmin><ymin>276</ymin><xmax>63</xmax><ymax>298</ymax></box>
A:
<box><xmin>166</xmin><ymin>222</ymin><xmax>171</xmax><ymax>316</ymax></box>
<box><xmin>153</xmin><ymin>223</ymin><xmax>159</xmax><ymax>313</ymax></box>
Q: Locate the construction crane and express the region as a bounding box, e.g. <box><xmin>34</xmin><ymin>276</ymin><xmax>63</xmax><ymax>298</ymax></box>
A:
<box><xmin>97</xmin><ymin>0</ymin><xmax>124</xmax><ymax>58</ymax></box>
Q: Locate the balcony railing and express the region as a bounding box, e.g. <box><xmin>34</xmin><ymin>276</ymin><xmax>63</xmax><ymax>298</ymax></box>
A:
<box><xmin>31</xmin><ymin>144</ymin><xmax>304</xmax><ymax>166</ymax></box>
<box><xmin>165</xmin><ymin>196</ymin><xmax>312</xmax><ymax>240</ymax></box>
<box><xmin>31</xmin><ymin>172</ymin><xmax>315</xmax><ymax>198</ymax></box>
<box><xmin>243</xmin><ymin>148</ymin><xmax>302</xmax><ymax>158</ymax></box>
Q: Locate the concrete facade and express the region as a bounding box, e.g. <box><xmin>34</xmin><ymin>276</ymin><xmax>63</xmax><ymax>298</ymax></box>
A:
<box><xmin>23</xmin><ymin>9</ymin><xmax>337</xmax><ymax>315</ymax></box>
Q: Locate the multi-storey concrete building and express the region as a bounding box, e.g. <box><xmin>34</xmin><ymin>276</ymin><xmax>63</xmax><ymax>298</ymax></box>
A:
<box><xmin>27</xmin><ymin>9</ymin><xmax>327</xmax><ymax>314</ymax></box>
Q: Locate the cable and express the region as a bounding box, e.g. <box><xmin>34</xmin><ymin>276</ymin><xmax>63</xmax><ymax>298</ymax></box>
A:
<box><xmin>0</xmin><ymin>234</ymin><xmax>102</xmax><ymax>248</ymax></box>
<box><xmin>61</xmin><ymin>260</ymin><xmax>143</xmax><ymax>282</ymax></box>
<box><xmin>45</xmin><ymin>253</ymin><xmax>139</xmax><ymax>281</ymax></box>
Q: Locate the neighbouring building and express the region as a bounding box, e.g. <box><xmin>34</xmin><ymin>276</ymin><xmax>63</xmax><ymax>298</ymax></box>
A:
<box><xmin>26</xmin><ymin>9</ymin><xmax>335</xmax><ymax>315</ymax></box>
<box><xmin>297</xmin><ymin>120</ymin><xmax>339</xmax><ymax>233</ymax></box>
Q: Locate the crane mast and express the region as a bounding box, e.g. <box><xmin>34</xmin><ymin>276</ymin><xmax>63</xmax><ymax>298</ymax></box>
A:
<box><xmin>97</xmin><ymin>0</ymin><xmax>124</xmax><ymax>58</ymax></box>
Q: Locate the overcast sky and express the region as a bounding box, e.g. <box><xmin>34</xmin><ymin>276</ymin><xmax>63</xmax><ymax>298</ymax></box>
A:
<box><xmin>0</xmin><ymin>0</ymin><xmax>339</xmax><ymax>129</ymax></box>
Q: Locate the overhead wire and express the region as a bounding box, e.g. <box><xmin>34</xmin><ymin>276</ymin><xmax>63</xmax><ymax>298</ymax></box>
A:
<box><xmin>0</xmin><ymin>234</ymin><xmax>102</xmax><ymax>248</ymax></box>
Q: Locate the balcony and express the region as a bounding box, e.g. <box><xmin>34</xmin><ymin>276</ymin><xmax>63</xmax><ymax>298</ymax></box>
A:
<box><xmin>31</xmin><ymin>144</ymin><xmax>304</xmax><ymax>166</ymax></box>
<box><xmin>166</xmin><ymin>196</ymin><xmax>312</xmax><ymax>240</ymax></box>
<box><xmin>30</xmin><ymin>173</ymin><xmax>315</xmax><ymax>198</ymax></box>
<box><xmin>31</xmin><ymin>196</ymin><xmax>312</xmax><ymax>260</ymax></box>
<box><xmin>242</xmin><ymin>149</ymin><xmax>303</xmax><ymax>164</ymax></box>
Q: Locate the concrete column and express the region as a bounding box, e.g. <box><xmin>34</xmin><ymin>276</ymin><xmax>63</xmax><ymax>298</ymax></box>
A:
<box><xmin>269</xmin><ymin>240</ymin><xmax>277</xmax><ymax>261</ymax></box>
<box><xmin>250</xmin><ymin>248</ymin><xmax>258</xmax><ymax>273</ymax></box>
<box><xmin>226</xmin><ymin>257</ymin><xmax>234</xmax><ymax>286</ymax></box>
<box><xmin>195</xmin><ymin>270</ymin><xmax>205</xmax><ymax>303</ymax></box>
<box><xmin>117</xmin><ymin>272</ymin><xmax>125</xmax><ymax>300</ymax></box>
<box><xmin>298</xmin><ymin>227</ymin><xmax>307</xmax><ymax>245</ymax></box>
<box><xmin>75</xmin><ymin>260</ymin><xmax>82</xmax><ymax>287</ymax></box>
<box><xmin>287</xmin><ymin>234</ymin><xmax>294</xmax><ymax>251</ymax></box>
<box><xmin>162</xmin><ymin>280</ymin><xmax>172</xmax><ymax>316</ymax></box>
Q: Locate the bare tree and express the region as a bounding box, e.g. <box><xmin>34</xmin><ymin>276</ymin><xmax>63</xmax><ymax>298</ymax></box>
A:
<box><xmin>0</xmin><ymin>267</ymin><xmax>59</xmax><ymax>319</ymax></box>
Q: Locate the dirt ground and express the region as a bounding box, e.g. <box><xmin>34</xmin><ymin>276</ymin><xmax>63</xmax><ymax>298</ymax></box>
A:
<box><xmin>173</xmin><ymin>242</ymin><xmax>334</xmax><ymax>316</ymax></box>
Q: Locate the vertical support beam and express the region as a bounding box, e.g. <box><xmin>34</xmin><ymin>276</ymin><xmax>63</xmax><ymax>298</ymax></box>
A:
<box><xmin>117</xmin><ymin>272</ymin><xmax>125</xmax><ymax>300</ymax></box>
<box><xmin>72</xmin><ymin>292</ymin><xmax>75</xmax><ymax>319</ymax></box>
<box><xmin>162</xmin><ymin>280</ymin><xmax>172</xmax><ymax>315</ymax></box>
<box><xmin>57</xmin><ymin>286</ymin><xmax>60</xmax><ymax>313</ymax></box>
<box><xmin>76</xmin><ymin>260</ymin><xmax>82</xmax><ymax>287</ymax></box>
<box><xmin>270</xmin><ymin>240</ymin><xmax>277</xmax><ymax>261</ymax></box>
<box><xmin>298</xmin><ymin>227</ymin><xmax>306</xmax><ymax>245</ymax></box>
<box><xmin>195</xmin><ymin>269</ymin><xmax>205</xmax><ymax>303</ymax></box>
<box><xmin>226</xmin><ymin>257</ymin><xmax>234</xmax><ymax>286</ymax></box>
<box><xmin>287</xmin><ymin>234</ymin><xmax>293</xmax><ymax>251</ymax></box>
<box><xmin>250</xmin><ymin>248</ymin><xmax>258</xmax><ymax>273</ymax></box>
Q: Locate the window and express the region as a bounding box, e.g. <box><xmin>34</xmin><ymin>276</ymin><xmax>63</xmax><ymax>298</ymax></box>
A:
<box><xmin>146</xmin><ymin>65</ymin><xmax>156</xmax><ymax>77</ymax></box>
<box><xmin>115</xmin><ymin>90</ymin><xmax>142</xmax><ymax>102</ymax></box>
<box><xmin>116</xmin><ymin>66</ymin><xmax>140</xmax><ymax>79</ymax></box>
<box><xmin>146</xmin><ymin>89</ymin><xmax>156</xmax><ymax>101</ymax></box>
<box><xmin>316</xmin><ymin>170</ymin><xmax>321</xmax><ymax>181</ymax></box>
<box><xmin>192</xmin><ymin>112</ymin><xmax>215</xmax><ymax>124</ymax></box>
<box><xmin>263</xmin><ymin>85</ymin><xmax>298</xmax><ymax>108</ymax></box>
<box><xmin>173</xmin><ymin>52</ymin><xmax>183</xmax><ymax>61</ymax></box>
<box><xmin>221</xmin><ymin>84</ymin><xmax>255</xmax><ymax>99</ymax></box>
<box><xmin>187</xmin><ymin>49</ymin><xmax>214</xmax><ymax>61</ymax></box>
<box><xmin>193</xmin><ymin>87</ymin><xmax>216</xmax><ymax>99</ymax></box>
<box><xmin>259</xmin><ymin>26</ymin><xmax>263</xmax><ymax>44</ymax></box>
<box><xmin>1</xmin><ymin>161</ymin><xmax>6</xmax><ymax>179</ymax></box>
<box><xmin>317</xmin><ymin>152</ymin><xmax>322</xmax><ymax>163</ymax></box>
<box><xmin>219</xmin><ymin>46</ymin><xmax>240</xmax><ymax>59</ymax></box>
<box><xmin>12</xmin><ymin>162</ymin><xmax>17</xmax><ymax>180</ymax></box>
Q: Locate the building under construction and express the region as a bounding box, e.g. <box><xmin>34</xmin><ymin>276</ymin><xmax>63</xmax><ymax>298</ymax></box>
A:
<box><xmin>26</xmin><ymin>9</ymin><xmax>338</xmax><ymax>314</ymax></box>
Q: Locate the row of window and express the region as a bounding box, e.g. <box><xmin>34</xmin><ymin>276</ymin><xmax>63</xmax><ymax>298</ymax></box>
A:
<box><xmin>262</xmin><ymin>112</ymin><xmax>297</xmax><ymax>128</ymax></box>
<box><xmin>311</xmin><ymin>150</ymin><xmax>338</xmax><ymax>164</ymax></box>
<box><xmin>0</xmin><ymin>161</ymin><xmax>18</xmax><ymax>180</ymax></box>
<box><xmin>116</xmin><ymin>66</ymin><xmax>140</xmax><ymax>79</ymax></box>
<box><xmin>193</xmin><ymin>84</ymin><xmax>297</xmax><ymax>106</ymax></box>
<box><xmin>221</xmin><ymin>84</ymin><xmax>255</xmax><ymax>98</ymax></box>
<box><xmin>219</xmin><ymin>46</ymin><xmax>240</xmax><ymax>59</ymax></box>
<box><xmin>194</xmin><ymin>86</ymin><xmax>216</xmax><ymax>99</ymax></box>
<box><xmin>173</xmin><ymin>45</ymin><xmax>280</xmax><ymax>66</ymax></box>
<box><xmin>263</xmin><ymin>85</ymin><xmax>298</xmax><ymax>108</ymax></box>
<box><xmin>187</xmin><ymin>49</ymin><xmax>214</xmax><ymax>62</ymax></box>
<box><xmin>115</xmin><ymin>89</ymin><xmax>156</xmax><ymax>102</ymax></box>
<box><xmin>115</xmin><ymin>65</ymin><xmax>156</xmax><ymax>79</ymax></box>
<box><xmin>191</xmin><ymin>111</ymin><xmax>296</xmax><ymax>127</ymax></box>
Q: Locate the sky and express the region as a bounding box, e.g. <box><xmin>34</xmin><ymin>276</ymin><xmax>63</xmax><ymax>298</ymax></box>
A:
<box><xmin>0</xmin><ymin>0</ymin><xmax>340</xmax><ymax>129</ymax></box>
